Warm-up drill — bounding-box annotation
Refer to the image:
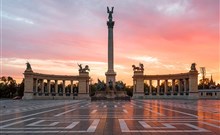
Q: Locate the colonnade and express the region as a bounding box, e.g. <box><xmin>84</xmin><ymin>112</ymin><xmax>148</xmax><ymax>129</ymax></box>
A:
<box><xmin>132</xmin><ymin>67</ymin><xmax>199</xmax><ymax>99</ymax></box>
<box><xmin>23</xmin><ymin>69</ymin><xmax>90</xmax><ymax>99</ymax></box>
<box><xmin>141</xmin><ymin>78</ymin><xmax>189</xmax><ymax>95</ymax></box>
<box><xmin>33</xmin><ymin>79</ymin><xmax>79</xmax><ymax>96</ymax></box>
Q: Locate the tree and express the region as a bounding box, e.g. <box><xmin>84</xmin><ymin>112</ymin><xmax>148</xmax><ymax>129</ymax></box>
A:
<box><xmin>125</xmin><ymin>85</ymin><xmax>133</xmax><ymax>97</ymax></box>
<box><xmin>17</xmin><ymin>79</ymin><xmax>24</xmax><ymax>97</ymax></box>
<box><xmin>198</xmin><ymin>78</ymin><xmax>210</xmax><ymax>89</ymax></box>
<box><xmin>0</xmin><ymin>76</ymin><xmax>17</xmax><ymax>98</ymax></box>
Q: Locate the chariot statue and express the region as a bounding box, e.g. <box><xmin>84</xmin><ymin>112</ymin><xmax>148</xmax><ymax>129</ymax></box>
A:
<box><xmin>97</xmin><ymin>79</ymin><xmax>106</xmax><ymax>91</ymax></box>
<box><xmin>78</xmin><ymin>64</ymin><xmax>90</xmax><ymax>73</ymax></box>
<box><xmin>132</xmin><ymin>63</ymin><xmax>144</xmax><ymax>72</ymax></box>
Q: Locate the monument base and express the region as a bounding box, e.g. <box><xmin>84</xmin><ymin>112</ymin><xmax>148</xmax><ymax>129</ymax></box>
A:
<box><xmin>23</xmin><ymin>92</ymin><xmax>34</xmax><ymax>99</ymax></box>
<box><xmin>77</xmin><ymin>93</ymin><xmax>90</xmax><ymax>99</ymax></box>
<box><xmin>105</xmin><ymin>71</ymin><xmax>116</xmax><ymax>86</ymax></box>
<box><xmin>132</xmin><ymin>92</ymin><xmax>145</xmax><ymax>99</ymax></box>
<box><xmin>188</xmin><ymin>92</ymin><xmax>199</xmax><ymax>99</ymax></box>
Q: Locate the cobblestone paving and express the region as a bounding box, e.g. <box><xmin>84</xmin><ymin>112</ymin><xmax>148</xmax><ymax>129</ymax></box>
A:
<box><xmin>0</xmin><ymin>99</ymin><xmax>219</xmax><ymax>135</ymax></box>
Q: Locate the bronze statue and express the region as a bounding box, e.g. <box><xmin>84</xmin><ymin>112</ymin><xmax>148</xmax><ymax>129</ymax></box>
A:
<box><xmin>78</xmin><ymin>64</ymin><xmax>90</xmax><ymax>73</ymax></box>
<box><xmin>107</xmin><ymin>7</ymin><xmax>114</xmax><ymax>21</ymax></box>
<box><xmin>190</xmin><ymin>63</ymin><xmax>197</xmax><ymax>71</ymax></box>
<box><xmin>78</xmin><ymin>63</ymin><xmax>83</xmax><ymax>71</ymax></box>
<box><xmin>109</xmin><ymin>80</ymin><xmax>113</xmax><ymax>90</ymax></box>
<box><xmin>26</xmin><ymin>62</ymin><xmax>32</xmax><ymax>70</ymax></box>
<box><xmin>132</xmin><ymin>63</ymin><xmax>144</xmax><ymax>72</ymax></box>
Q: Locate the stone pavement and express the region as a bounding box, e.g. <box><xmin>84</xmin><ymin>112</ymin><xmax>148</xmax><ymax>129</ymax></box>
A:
<box><xmin>0</xmin><ymin>99</ymin><xmax>219</xmax><ymax>135</ymax></box>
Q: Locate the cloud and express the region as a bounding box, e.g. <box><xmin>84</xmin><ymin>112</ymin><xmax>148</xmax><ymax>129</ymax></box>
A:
<box><xmin>156</xmin><ymin>0</ymin><xmax>189</xmax><ymax>16</ymax></box>
<box><xmin>127</xmin><ymin>56</ymin><xmax>159</xmax><ymax>63</ymax></box>
<box><xmin>2</xmin><ymin>12</ymin><xmax>34</xmax><ymax>24</ymax></box>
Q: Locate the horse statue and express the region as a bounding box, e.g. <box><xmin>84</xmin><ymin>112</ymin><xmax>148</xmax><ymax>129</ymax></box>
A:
<box><xmin>132</xmin><ymin>63</ymin><xmax>144</xmax><ymax>72</ymax></box>
<box><xmin>190</xmin><ymin>63</ymin><xmax>197</xmax><ymax>71</ymax></box>
<box><xmin>26</xmin><ymin>62</ymin><xmax>32</xmax><ymax>70</ymax></box>
<box><xmin>82</xmin><ymin>65</ymin><xmax>90</xmax><ymax>72</ymax></box>
<box><xmin>97</xmin><ymin>79</ymin><xmax>106</xmax><ymax>91</ymax></box>
<box><xmin>78</xmin><ymin>64</ymin><xmax>90</xmax><ymax>73</ymax></box>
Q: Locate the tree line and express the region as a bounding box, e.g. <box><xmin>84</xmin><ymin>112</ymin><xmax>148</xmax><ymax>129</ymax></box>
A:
<box><xmin>0</xmin><ymin>76</ymin><xmax>24</xmax><ymax>99</ymax></box>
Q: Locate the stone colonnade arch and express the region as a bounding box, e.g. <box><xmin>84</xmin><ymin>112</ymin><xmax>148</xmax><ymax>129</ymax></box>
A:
<box><xmin>133</xmin><ymin>64</ymin><xmax>199</xmax><ymax>99</ymax></box>
<box><xmin>23</xmin><ymin>68</ymin><xmax>90</xmax><ymax>99</ymax></box>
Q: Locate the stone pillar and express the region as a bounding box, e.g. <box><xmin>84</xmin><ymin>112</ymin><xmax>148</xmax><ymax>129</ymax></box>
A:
<box><xmin>149</xmin><ymin>80</ymin><xmax>152</xmax><ymax>95</ymax></box>
<box><xmin>47</xmin><ymin>80</ymin><xmax>51</xmax><ymax>93</ymax></box>
<box><xmin>172</xmin><ymin>79</ymin><xmax>175</xmax><ymax>95</ymax></box>
<box><xmin>157</xmin><ymin>80</ymin><xmax>160</xmax><ymax>95</ymax></box>
<box><xmin>78</xmin><ymin>72</ymin><xmax>90</xmax><ymax>99</ymax></box>
<box><xmin>183</xmin><ymin>79</ymin><xmax>187</xmax><ymax>95</ymax></box>
<box><xmin>41</xmin><ymin>79</ymin><xmax>44</xmax><ymax>93</ymax></box>
<box><xmin>164</xmin><ymin>80</ymin><xmax>168</xmax><ymax>95</ymax></box>
<box><xmin>178</xmin><ymin>79</ymin><xmax>181</xmax><ymax>95</ymax></box>
<box><xmin>55</xmin><ymin>80</ymin><xmax>58</xmax><ymax>94</ymax></box>
<box><xmin>189</xmin><ymin>70</ymin><xmax>199</xmax><ymax>99</ymax></box>
<box><xmin>23</xmin><ymin>70</ymin><xmax>34</xmax><ymax>99</ymax></box>
<box><xmin>63</xmin><ymin>80</ymin><xmax>65</xmax><ymax>93</ymax></box>
<box><xmin>105</xmin><ymin>7</ymin><xmax>116</xmax><ymax>87</ymax></box>
<box><xmin>70</xmin><ymin>80</ymin><xmax>73</xmax><ymax>93</ymax></box>
<box><xmin>35</xmin><ymin>79</ymin><xmax>38</xmax><ymax>93</ymax></box>
<box><xmin>132</xmin><ymin>71</ymin><xmax>144</xmax><ymax>98</ymax></box>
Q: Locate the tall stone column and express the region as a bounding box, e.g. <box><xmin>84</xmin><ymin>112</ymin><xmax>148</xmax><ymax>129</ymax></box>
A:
<box><xmin>164</xmin><ymin>80</ymin><xmax>168</xmax><ymax>95</ymax></box>
<box><xmin>172</xmin><ymin>79</ymin><xmax>175</xmax><ymax>95</ymax></box>
<box><xmin>178</xmin><ymin>79</ymin><xmax>181</xmax><ymax>95</ymax></box>
<box><xmin>47</xmin><ymin>80</ymin><xmax>51</xmax><ymax>93</ymax></box>
<box><xmin>70</xmin><ymin>80</ymin><xmax>73</xmax><ymax>93</ymax></box>
<box><xmin>63</xmin><ymin>80</ymin><xmax>65</xmax><ymax>93</ymax></box>
<box><xmin>157</xmin><ymin>80</ymin><xmax>160</xmax><ymax>95</ymax></box>
<box><xmin>149</xmin><ymin>80</ymin><xmax>152</xmax><ymax>95</ymax></box>
<box><xmin>183</xmin><ymin>79</ymin><xmax>187</xmax><ymax>95</ymax></box>
<box><xmin>105</xmin><ymin>6</ymin><xmax>116</xmax><ymax>87</ymax></box>
<box><xmin>41</xmin><ymin>79</ymin><xmax>44</xmax><ymax>93</ymax></box>
<box><xmin>55</xmin><ymin>80</ymin><xmax>58</xmax><ymax>94</ymax></box>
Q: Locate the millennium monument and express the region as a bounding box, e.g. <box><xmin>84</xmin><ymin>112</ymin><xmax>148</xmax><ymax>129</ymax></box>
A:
<box><xmin>22</xmin><ymin>7</ymin><xmax>212</xmax><ymax>100</ymax></box>
<box><xmin>105</xmin><ymin>7</ymin><xmax>116</xmax><ymax>87</ymax></box>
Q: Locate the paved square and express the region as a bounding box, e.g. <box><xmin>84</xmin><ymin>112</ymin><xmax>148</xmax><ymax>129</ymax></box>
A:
<box><xmin>0</xmin><ymin>100</ymin><xmax>219</xmax><ymax>135</ymax></box>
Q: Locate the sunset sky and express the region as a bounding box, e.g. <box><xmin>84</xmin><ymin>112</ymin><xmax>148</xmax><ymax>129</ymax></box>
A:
<box><xmin>1</xmin><ymin>0</ymin><xmax>219</xmax><ymax>85</ymax></box>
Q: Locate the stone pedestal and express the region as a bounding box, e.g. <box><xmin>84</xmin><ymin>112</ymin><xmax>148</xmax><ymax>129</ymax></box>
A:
<box><xmin>105</xmin><ymin>71</ymin><xmax>116</xmax><ymax>87</ymax></box>
<box><xmin>78</xmin><ymin>72</ymin><xmax>90</xmax><ymax>94</ymax></box>
<box><xmin>23</xmin><ymin>70</ymin><xmax>34</xmax><ymax>99</ymax></box>
<box><xmin>77</xmin><ymin>93</ymin><xmax>90</xmax><ymax>99</ymax></box>
<box><xmin>133</xmin><ymin>71</ymin><xmax>144</xmax><ymax>98</ymax></box>
<box><xmin>188</xmin><ymin>70</ymin><xmax>199</xmax><ymax>99</ymax></box>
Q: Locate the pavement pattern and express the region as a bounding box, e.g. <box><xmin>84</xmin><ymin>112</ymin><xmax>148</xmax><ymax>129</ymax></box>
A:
<box><xmin>0</xmin><ymin>99</ymin><xmax>219</xmax><ymax>135</ymax></box>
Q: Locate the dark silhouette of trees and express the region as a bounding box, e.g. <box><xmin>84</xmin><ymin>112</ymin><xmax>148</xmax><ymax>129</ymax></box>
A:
<box><xmin>0</xmin><ymin>76</ymin><xmax>18</xmax><ymax>98</ymax></box>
